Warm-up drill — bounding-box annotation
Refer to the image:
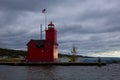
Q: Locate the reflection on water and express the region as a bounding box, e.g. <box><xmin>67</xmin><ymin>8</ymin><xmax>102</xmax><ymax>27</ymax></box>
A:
<box><xmin>0</xmin><ymin>63</ymin><xmax>120</xmax><ymax>80</ymax></box>
<box><xmin>27</xmin><ymin>66</ymin><xmax>58</xmax><ymax>80</ymax></box>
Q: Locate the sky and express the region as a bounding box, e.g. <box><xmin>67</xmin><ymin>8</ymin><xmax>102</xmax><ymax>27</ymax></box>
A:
<box><xmin>0</xmin><ymin>0</ymin><xmax>120</xmax><ymax>57</ymax></box>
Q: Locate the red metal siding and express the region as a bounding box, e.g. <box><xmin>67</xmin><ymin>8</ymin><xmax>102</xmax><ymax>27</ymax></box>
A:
<box><xmin>26</xmin><ymin>22</ymin><xmax>58</xmax><ymax>62</ymax></box>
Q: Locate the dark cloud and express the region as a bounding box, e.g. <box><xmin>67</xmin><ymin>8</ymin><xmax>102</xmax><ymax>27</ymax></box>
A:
<box><xmin>0</xmin><ymin>0</ymin><xmax>59</xmax><ymax>11</ymax></box>
<box><xmin>0</xmin><ymin>0</ymin><xmax>120</xmax><ymax>57</ymax></box>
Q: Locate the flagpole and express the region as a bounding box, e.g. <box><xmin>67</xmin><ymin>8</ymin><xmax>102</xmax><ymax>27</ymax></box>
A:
<box><xmin>42</xmin><ymin>8</ymin><xmax>47</xmax><ymax>28</ymax></box>
<box><xmin>40</xmin><ymin>24</ymin><xmax>42</xmax><ymax>40</ymax></box>
<box><xmin>45</xmin><ymin>12</ymin><xmax>47</xmax><ymax>28</ymax></box>
<box><xmin>41</xmin><ymin>8</ymin><xmax>47</xmax><ymax>40</ymax></box>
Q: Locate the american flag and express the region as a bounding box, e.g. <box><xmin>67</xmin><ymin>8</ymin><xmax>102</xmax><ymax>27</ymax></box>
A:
<box><xmin>42</xmin><ymin>9</ymin><xmax>46</xmax><ymax>13</ymax></box>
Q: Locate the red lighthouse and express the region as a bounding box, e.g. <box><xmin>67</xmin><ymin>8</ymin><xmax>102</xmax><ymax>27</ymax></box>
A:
<box><xmin>26</xmin><ymin>21</ymin><xmax>58</xmax><ymax>62</ymax></box>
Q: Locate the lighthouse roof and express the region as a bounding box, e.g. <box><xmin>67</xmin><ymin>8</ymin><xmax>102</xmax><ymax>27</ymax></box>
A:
<box><xmin>27</xmin><ymin>40</ymin><xmax>45</xmax><ymax>48</ymax></box>
<box><xmin>48</xmin><ymin>21</ymin><xmax>55</xmax><ymax>26</ymax></box>
<box><xmin>33</xmin><ymin>40</ymin><xmax>45</xmax><ymax>47</ymax></box>
<box><xmin>33</xmin><ymin>40</ymin><xmax>45</xmax><ymax>48</ymax></box>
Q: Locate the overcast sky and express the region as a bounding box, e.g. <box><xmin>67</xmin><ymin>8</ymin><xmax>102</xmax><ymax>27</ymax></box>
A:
<box><xmin>0</xmin><ymin>0</ymin><xmax>120</xmax><ymax>57</ymax></box>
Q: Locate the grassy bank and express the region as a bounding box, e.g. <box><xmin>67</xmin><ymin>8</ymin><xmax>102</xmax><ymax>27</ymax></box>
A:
<box><xmin>0</xmin><ymin>58</ymin><xmax>22</xmax><ymax>62</ymax></box>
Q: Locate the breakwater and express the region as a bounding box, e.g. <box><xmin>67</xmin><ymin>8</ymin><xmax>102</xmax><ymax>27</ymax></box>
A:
<box><xmin>0</xmin><ymin>62</ymin><xmax>106</xmax><ymax>66</ymax></box>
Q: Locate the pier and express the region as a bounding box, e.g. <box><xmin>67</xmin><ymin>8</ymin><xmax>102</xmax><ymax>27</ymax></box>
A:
<box><xmin>0</xmin><ymin>62</ymin><xmax>107</xmax><ymax>66</ymax></box>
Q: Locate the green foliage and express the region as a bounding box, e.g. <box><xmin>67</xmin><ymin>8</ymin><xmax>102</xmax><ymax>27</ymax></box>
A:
<box><xmin>69</xmin><ymin>55</ymin><xmax>78</xmax><ymax>62</ymax></box>
<box><xmin>97</xmin><ymin>57</ymin><xmax>101</xmax><ymax>63</ymax></box>
<box><xmin>58</xmin><ymin>53</ymin><xmax>82</xmax><ymax>58</ymax></box>
<box><xmin>0</xmin><ymin>48</ymin><xmax>27</xmax><ymax>58</ymax></box>
<box><xmin>97</xmin><ymin>57</ymin><xmax>102</xmax><ymax>65</ymax></box>
<box><xmin>58</xmin><ymin>54</ymin><xmax>71</xmax><ymax>58</ymax></box>
<box><xmin>59</xmin><ymin>54</ymin><xmax>79</xmax><ymax>62</ymax></box>
<box><xmin>0</xmin><ymin>58</ymin><xmax>21</xmax><ymax>62</ymax></box>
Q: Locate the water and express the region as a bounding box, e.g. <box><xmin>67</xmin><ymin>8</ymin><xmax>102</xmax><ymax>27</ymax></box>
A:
<box><xmin>78</xmin><ymin>57</ymin><xmax>120</xmax><ymax>63</ymax></box>
<box><xmin>59</xmin><ymin>57</ymin><xmax>120</xmax><ymax>63</ymax></box>
<box><xmin>0</xmin><ymin>63</ymin><xmax>120</xmax><ymax>80</ymax></box>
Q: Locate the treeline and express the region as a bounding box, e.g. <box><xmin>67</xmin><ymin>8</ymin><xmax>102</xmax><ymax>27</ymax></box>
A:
<box><xmin>0</xmin><ymin>48</ymin><xmax>85</xmax><ymax>58</ymax></box>
<box><xmin>58</xmin><ymin>53</ymin><xmax>90</xmax><ymax>58</ymax></box>
<box><xmin>0</xmin><ymin>48</ymin><xmax>66</xmax><ymax>58</ymax></box>
<box><xmin>0</xmin><ymin>48</ymin><xmax>27</xmax><ymax>58</ymax></box>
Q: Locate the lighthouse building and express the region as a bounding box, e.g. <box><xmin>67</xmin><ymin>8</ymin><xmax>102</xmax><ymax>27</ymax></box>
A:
<box><xmin>26</xmin><ymin>22</ymin><xmax>58</xmax><ymax>62</ymax></box>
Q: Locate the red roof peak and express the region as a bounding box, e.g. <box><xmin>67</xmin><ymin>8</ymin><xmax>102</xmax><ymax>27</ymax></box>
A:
<box><xmin>48</xmin><ymin>21</ymin><xmax>55</xmax><ymax>26</ymax></box>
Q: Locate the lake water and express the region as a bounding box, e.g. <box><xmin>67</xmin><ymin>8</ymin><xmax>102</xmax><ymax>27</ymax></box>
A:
<box><xmin>0</xmin><ymin>63</ymin><xmax>120</xmax><ymax>80</ymax></box>
<box><xmin>59</xmin><ymin>57</ymin><xmax>120</xmax><ymax>63</ymax></box>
